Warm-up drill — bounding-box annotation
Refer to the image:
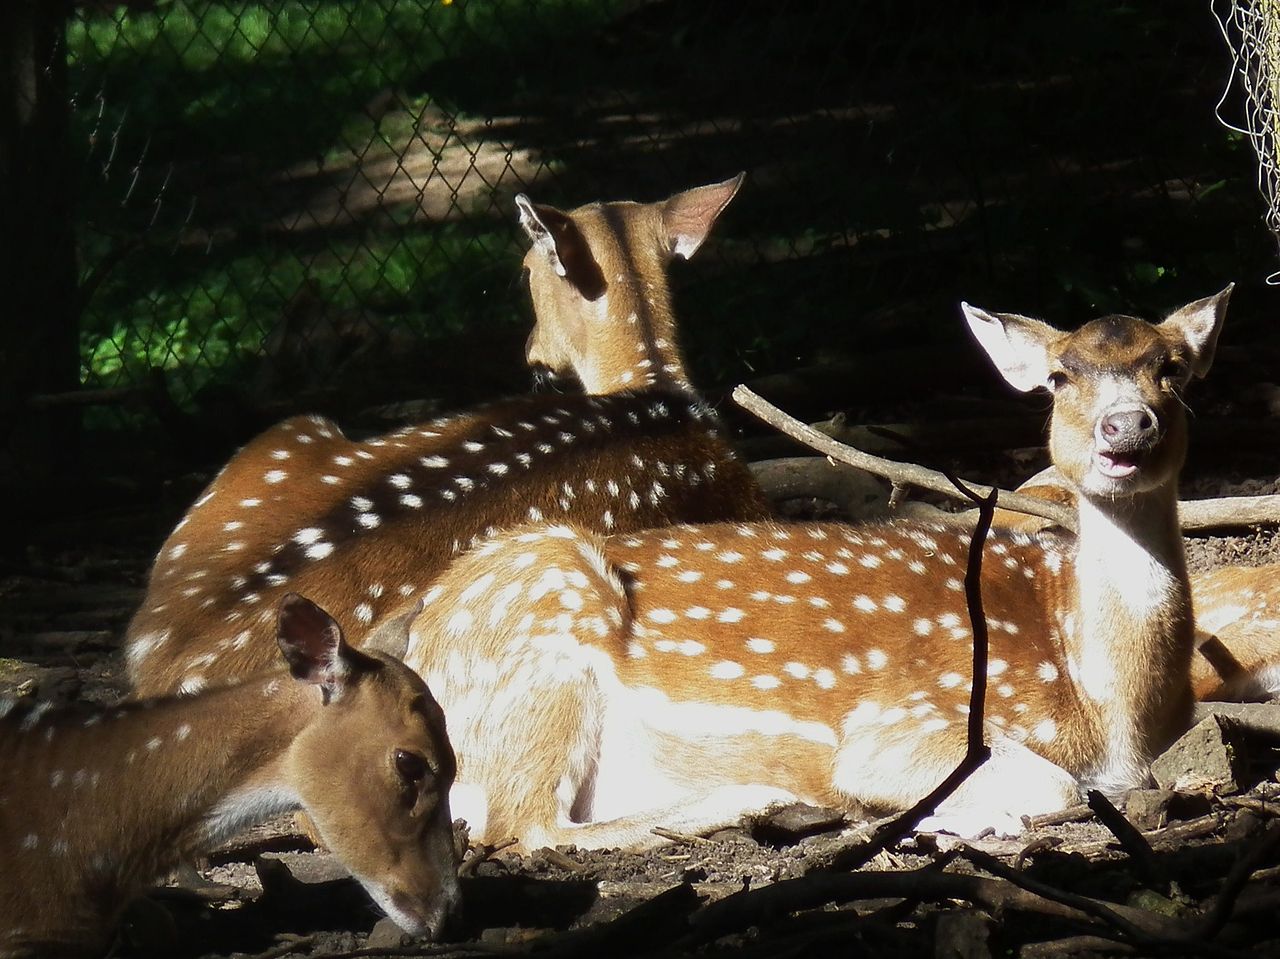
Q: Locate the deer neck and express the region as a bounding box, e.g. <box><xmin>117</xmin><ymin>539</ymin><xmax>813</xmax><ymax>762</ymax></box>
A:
<box><xmin>182</xmin><ymin>679</ymin><xmax>316</xmax><ymax>846</ymax></box>
<box><xmin>56</xmin><ymin>678</ymin><xmax>310</xmax><ymax>885</ymax></box>
<box><xmin>577</xmin><ymin>262</ymin><xmax>693</xmax><ymax>396</ymax></box>
<box><xmin>1068</xmin><ymin>481</ymin><xmax>1193</xmax><ymax>788</ymax></box>
<box><xmin>1</xmin><ymin>677</ymin><xmax>319</xmax><ymax>952</ymax></box>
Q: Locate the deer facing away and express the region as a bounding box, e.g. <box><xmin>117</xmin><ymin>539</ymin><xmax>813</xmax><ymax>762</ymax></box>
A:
<box><xmin>0</xmin><ymin>595</ymin><xmax>459</xmax><ymax>959</ymax></box>
<box><xmin>125</xmin><ymin>176</ymin><xmax>770</xmax><ymax>699</ymax></box>
<box><xmin>398</xmin><ymin>289</ymin><xmax>1230</xmax><ymax>846</ymax></box>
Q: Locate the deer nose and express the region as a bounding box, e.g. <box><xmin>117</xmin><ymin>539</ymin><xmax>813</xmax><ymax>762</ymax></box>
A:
<box><xmin>1099</xmin><ymin>406</ymin><xmax>1158</xmax><ymax>448</ymax></box>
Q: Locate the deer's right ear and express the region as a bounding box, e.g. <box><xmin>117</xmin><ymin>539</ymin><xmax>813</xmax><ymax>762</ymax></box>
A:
<box><xmin>276</xmin><ymin>593</ymin><xmax>354</xmax><ymax>702</ymax></box>
<box><xmin>661</xmin><ymin>172</ymin><xmax>745</xmax><ymax>260</ymax></box>
<box><xmin>515</xmin><ymin>195</ymin><xmax>606</xmax><ymax>300</ymax></box>
<box><xmin>962</xmin><ymin>303</ymin><xmax>1060</xmax><ymax>394</ymax></box>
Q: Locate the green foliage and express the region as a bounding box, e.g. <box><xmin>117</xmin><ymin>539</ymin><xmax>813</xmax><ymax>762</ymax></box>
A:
<box><xmin>67</xmin><ymin>0</ymin><xmax>622</xmax><ymax>420</ymax></box>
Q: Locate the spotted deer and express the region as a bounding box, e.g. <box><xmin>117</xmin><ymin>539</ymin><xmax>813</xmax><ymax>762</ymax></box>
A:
<box><xmin>126</xmin><ymin>175</ymin><xmax>770</xmax><ymax>698</ymax></box>
<box><xmin>0</xmin><ymin>595</ymin><xmax>458</xmax><ymax>959</ymax></box>
<box><xmin>1185</xmin><ymin>564</ymin><xmax>1280</xmax><ymax>700</ymax></box>
<box><xmin>983</xmin><ymin>402</ymin><xmax>1280</xmax><ymax>703</ymax></box>
<box><xmin>397</xmin><ymin>289</ymin><xmax>1231</xmax><ymax>846</ymax></box>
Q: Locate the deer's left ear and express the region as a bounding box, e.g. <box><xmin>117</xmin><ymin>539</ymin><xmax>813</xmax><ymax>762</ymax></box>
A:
<box><xmin>962</xmin><ymin>302</ymin><xmax>1061</xmax><ymax>394</ymax></box>
<box><xmin>276</xmin><ymin>593</ymin><xmax>357</xmax><ymax>702</ymax></box>
<box><xmin>1160</xmin><ymin>284</ymin><xmax>1232</xmax><ymax>379</ymax></box>
<box><xmin>661</xmin><ymin>172</ymin><xmax>745</xmax><ymax>260</ymax></box>
<box><xmin>363</xmin><ymin>594</ymin><xmax>433</xmax><ymax>659</ymax></box>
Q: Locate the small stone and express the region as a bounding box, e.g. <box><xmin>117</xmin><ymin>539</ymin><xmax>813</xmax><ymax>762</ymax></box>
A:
<box><xmin>1150</xmin><ymin>715</ymin><xmax>1247</xmax><ymax>794</ymax></box>
<box><xmin>366</xmin><ymin>916</ymin><xmax>412</xmax><ymax>948</ymax></box>
<box><xmin>1122</xmin><ymin>789</ymin><xmax>1176</xmax><ymax>831</ymax></box>
<box><xmin>255</xmin><ymin>850</ymin><xmax>350</xmax><ymax>891</ymax></box>
<box><xmin>934</xmin><ymin>910</ymin><xmax>991</xmax><ymax>959</ymax></box>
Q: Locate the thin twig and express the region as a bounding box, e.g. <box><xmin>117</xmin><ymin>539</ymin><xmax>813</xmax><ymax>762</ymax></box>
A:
<box><xmin>818</xmin><ymin>464</ymin><xmax>997</xmax><ymax>870</ymax></box>
<box><xmin>1193</xmin><ymin>820</ymin><xmax>1280</xmax><ymax>940</ymax></box>
<box><xmin>1086</xmin><ymin>790</ymin><xmax>1158</xmax><ymax>885</ymax></box>
<box><xmin>458</xmin><ymin>836</ymin><xmax>518</xmax><ymax>878</ymax></box>
<box><xmin>683</xmin><ymin>861</ymin><xmax>1192</xmax><ymax>950</ymax></box>
<box><xmin>735</xmin><ymin>386</ymin><xmax>1280</xmax><ymax>533</ymax></box>
<box><xmin>954</xmin><ymin>846</ymin><xmax>1158</xmax><ymax>949</ymax></box>
<box><xmin>732</xmin><ymin>384</ymin><xmax>1078</xmax><ymax>531</ymax></box>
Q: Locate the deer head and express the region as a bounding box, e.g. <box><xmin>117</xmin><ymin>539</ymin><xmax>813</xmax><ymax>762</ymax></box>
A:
<box><xmin>963</xmin><ymin>286</ymin><xmax>1231</xmax><ymax>500</ymax></box>
<box><xmin>516</xmin><ymin>174</ymin><xmax>744</xmax><ymax>393</ymax></box>
<box><xmin>0</xmin><ymin>594</ymin><xmax>462</xmax><ymax>956</ymax></box>
<box><xmin>274</xmin><ymin>594</ymin><xmax>461</xmax><ymax>939</ymax></box>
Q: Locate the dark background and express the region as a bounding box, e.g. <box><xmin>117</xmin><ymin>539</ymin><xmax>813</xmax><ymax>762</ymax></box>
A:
<box><xmin>5</xmin><ymin>0</ymin><xmax>1280</xmax><ymax>543</ymax></box>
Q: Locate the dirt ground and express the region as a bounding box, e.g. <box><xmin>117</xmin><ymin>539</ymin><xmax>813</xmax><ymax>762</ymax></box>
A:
<box><xmin>5</xmin><ymin>409</ymin><xmax>1280</xmax><ymax>958</ymax></box>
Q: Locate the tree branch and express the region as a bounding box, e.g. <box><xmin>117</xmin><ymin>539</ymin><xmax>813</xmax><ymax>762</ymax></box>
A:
<box><xmin>732</xmin><ymin>385</ymin><xmax>1078</xmax><ymax>532</ymax></box>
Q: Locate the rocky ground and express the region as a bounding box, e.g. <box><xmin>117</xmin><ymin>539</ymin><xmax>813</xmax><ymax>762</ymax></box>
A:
<box><xmin>5</xmin><ymin>418</ymin><xmax>1280</xmax><ymax>958</ymax></box>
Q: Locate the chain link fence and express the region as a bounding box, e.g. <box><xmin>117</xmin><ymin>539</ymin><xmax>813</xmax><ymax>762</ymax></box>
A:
<box><xmin>4</xmin><ymin>0</ymin><xmax>1277</xmax><ymax>499</ymax></box>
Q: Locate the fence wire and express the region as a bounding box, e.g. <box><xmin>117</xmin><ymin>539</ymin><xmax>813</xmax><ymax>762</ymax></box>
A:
<box><xmin>1215</xmin><ymin>0</ymin><xmax>1280</xmax><ymax>280</ymax></box>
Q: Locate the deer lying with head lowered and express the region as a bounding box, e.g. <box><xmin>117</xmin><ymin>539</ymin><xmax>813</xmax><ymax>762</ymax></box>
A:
<box><xmin>126</xmin><ymin>176</ymin><xmax>770</xmax><ymax>698</ymax></box>
<box><xmin>399</xmin><ymin>289</ymin><xmax>1230</xmax><ymax>846</ymax></box>
<box><xmin>0</xmin><ymin>594</ymin><xmax>458</xmax><ymax>959</ymax></box>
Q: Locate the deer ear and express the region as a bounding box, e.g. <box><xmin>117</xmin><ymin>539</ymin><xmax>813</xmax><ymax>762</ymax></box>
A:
<box><xmin>515</xmin><ymin>194</ymin><xmax>606</xmax><ymax>300</ymax></box>
<box><xmin>962</xmin><ymin>303</ymin><xmax>1060</xmax><ymax>393</ymax></box>
<box><xmin>1160</xmin><ymin>283</ymin><xmax>1232</xmax><ymax>379</ymax></box>
<box><xmin>276</xmin><ymin>593</ymin><xmax>355</xmax><ymax>702</ymax></box>
<box><xmin>362</xmin><ymin>593</ymin><xmax>433</xmax><ymax>659</ymax></box>
<box><xmin>661</xmin><ymin>172</ymin><xmax>745</xmax><ymax>260</ymax></box>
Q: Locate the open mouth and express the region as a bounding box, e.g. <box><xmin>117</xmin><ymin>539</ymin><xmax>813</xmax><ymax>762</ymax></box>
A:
<box><xmin>1094</xmin><ymin>449</ymin><xmax>1142</xmax><ymax>480</ymax></box>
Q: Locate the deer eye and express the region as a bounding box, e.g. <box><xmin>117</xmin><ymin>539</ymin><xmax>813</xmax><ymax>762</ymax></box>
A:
<box><xmin>1158</xmin><ymin>358</ymin><xmax>1187</xmax><ymax>387</ymax></box>
<box><xmin>1046</xmin><ymin>369</ymin><xmax>1069</xmax><ymax>390</ymax></box>
<box><xmin>394</xmin><ymin>748</ymin><xmax>431</xmax><ymax>785</ymax></box>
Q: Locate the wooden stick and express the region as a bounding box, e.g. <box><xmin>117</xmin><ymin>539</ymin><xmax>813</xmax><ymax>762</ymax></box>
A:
<box><xmin>684</xmin><ymin>862</ymin><xmax>1188</xmax><ymax>948</ymax></box>
<box><xmin>1193</xmin><ymin>820</ymin><xmax>1280</xmax><ymax>940</ymax></box>
<box><xmin>732</xmin><ymin>385</ymin><xmax>1079</xmax><ymax>532</ymax></box>
<box><xmin>748</xmin><ymin>457</ymin><xmax>886</xmax><ymax>519</ymax></box>
<box><xmin>1180</xmin><ymin>495</ymin><xmax>1280</xmax><ymax>532</ymax></box>
<box><xmin>1085</xmin><ymin>790</ymin><xmax>1158</xmax><ymax>885</ymax></box>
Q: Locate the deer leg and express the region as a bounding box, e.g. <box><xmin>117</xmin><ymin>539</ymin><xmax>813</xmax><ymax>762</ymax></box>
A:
<box><xmin>834</xmin><ymin>717</ymin><xmax>1081</xmax><ymax>838</ymax></box>
<box><xmin>528</xmin><ymin>783</ymin><xmax>803</xmax><ymax>851</ymax></box>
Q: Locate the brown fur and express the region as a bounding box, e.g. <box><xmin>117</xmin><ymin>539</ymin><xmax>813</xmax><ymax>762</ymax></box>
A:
<box><xmin>993</xmin><ymin>480</ymin><xmax>1280</xmax><ymax>703</ymax></box>
<box><xmin>125</xmin><ymin>178</ymin><xmax>769</xmax><ymax>698</ymax></box>
<box><xmin>400</xmin><ymin>290</ymin><xmax>1230</xmax><ymax>846</ymax></box>
<box><xmin>1188</xmin><ymin>564</ymin><xmax>1280</xmax><ymax>700</ymax></box>
<box><xmin>0</xmin><ymin>597</ymin><xmax>457</xmax><ymax>958</ymax></box>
